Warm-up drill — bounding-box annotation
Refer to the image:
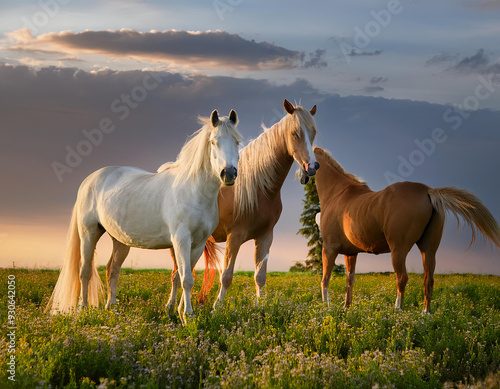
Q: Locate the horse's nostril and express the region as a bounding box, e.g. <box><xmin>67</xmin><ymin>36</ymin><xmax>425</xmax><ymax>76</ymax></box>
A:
<box><xmin>314</xmin><ymin>161</ymin><xmax>320</xmax><ymax>170</ymax></box>
<box><xmin>220</xmin><ymin>170</ymin><xmax>226</xmax><ymax>180</ymax></box>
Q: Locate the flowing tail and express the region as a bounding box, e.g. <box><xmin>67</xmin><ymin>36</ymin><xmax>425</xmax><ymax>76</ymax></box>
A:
<box><xmin>198</xmin><ymin>236</ymin><xmax>222</xmax><ymax>303</ymax></box>
<box><xmin>428</xmin><ymin>187</ymin><xmax>500</xmax><ymax>249</ymax></box>
<box><xmin>45</xmin><ymin>207</ymin><xmax>104</xmax><ymax>314</ymax></box>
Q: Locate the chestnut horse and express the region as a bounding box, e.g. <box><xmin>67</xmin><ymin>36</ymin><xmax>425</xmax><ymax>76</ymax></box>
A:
<box><xmin>168</xmin><ymin>99</ymin><xmax>319</xmax><ymax>310</ymax></box>
<box><xmin>313</xmin><ymin>147</ymin><xmax>500</xmax><ymax>313</ymax></box>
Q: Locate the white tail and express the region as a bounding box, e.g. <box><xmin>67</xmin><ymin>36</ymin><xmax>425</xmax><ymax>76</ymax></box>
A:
<box><xmin>46</xmin><ymin>207</ymin><xmax>104</xmax><ymax>314</ymax></box>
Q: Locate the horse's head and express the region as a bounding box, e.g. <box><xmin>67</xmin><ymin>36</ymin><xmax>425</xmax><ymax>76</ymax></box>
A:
<box><xmin>283</xmin><ymin>99</ymin><xmax>319</xmax><ymax>184</ymax></box>
<box><xmin>208</xmin><ymin>109</ymin><xmax>241</xmax><ymax>186</ymax></box>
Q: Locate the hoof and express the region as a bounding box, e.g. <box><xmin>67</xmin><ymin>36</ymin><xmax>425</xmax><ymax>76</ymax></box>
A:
<box><xmin>213</xmin><ymin>299</ymin><xmax>223</xmax><ymax>310</ymax></box>
<box><xmin>181</xmin><ymin>312</ymin><xmax>196</xmax><ymax>326</ymax></box>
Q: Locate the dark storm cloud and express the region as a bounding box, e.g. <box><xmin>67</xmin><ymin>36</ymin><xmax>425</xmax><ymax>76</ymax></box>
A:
<box><xmin>0</xmin><ymin>63</ymin><xmax>323</xmax><ymax>218</ymax></box>
<box><xmin>32</xmin><ymin>29</ymin><xmax>303</xmax><ymax>70</ymax></box>
<box><xmin>0</xmin><ymin>63</ymin><xmax>498</xmax><ymax>264</ymax></box>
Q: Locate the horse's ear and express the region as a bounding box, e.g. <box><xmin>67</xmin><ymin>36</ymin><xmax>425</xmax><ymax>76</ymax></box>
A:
<box><xmin>284</xmin><ymin>99</ymin><xmax>295</xmax><ymax>115</ymax></box>
<box><xmin>310</xmin><ymin>105</ymin><xmax>317</xmax><ymax>116</ymax></box>
<box><xmin>211</xmin><ymin>110</ymin><xmax>219</xmax><ymax>127</ymax></box>
<box><xmin>229</xmin><ymin>109</ymin><xmax>238</xmax><ymax>125</ymax></box>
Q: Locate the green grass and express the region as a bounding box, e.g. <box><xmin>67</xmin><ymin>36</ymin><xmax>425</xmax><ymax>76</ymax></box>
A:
<box><xmin>1</xmin><ymin>269</ymin><xmax>499</xmax><ymax>388</ymax></box>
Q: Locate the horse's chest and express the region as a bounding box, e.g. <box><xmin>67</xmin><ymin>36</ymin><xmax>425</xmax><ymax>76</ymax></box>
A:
<box><xmin>179</xmin><ymin>206</ymin><xmax>218</xmax><ymax>240</ymax></box>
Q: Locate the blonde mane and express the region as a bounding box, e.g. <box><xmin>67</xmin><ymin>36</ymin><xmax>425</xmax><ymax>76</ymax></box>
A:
<box><xmin>314</xmin><ymin>147</ymin><xmax>366</xmax><ymax>185</ymax></box>
<box><xmin>234</xmin><ymin>106</ymin><xmax>317</xmax><ymax>218</ymax></box>
<box><xmin>158</xmin><ymin>116</ymin><xmax>242</xmax><ymax>186</ymax></box>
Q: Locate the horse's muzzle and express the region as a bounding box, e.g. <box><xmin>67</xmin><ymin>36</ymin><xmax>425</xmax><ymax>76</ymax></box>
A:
<box><xmin>306</xmin><ymin>161</ymin><xmax>320</xmax><ymax>176</ymax></box>
<box><xmin>300</xmin><ymin>171</ymin><xmax>310</xmax><ymax>185</ymax></box>
<box><xmin>220</xmin><ymin>166</ymin><xmax>237</xmax><ymax>186</ymax></box>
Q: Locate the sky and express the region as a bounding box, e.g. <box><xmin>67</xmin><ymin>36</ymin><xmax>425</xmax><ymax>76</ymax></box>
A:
<box><xmin>0</xmin><ymin>0</ymin><xmax>499</xmax><ymax>275</ymax></box>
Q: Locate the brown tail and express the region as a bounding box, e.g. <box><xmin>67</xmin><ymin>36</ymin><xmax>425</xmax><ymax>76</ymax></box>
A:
<box><xmin>198</xmin><ymin>236</ymin><xmax>222</xmax><ymax>303</ymax></box>
<box><xmin>428</xmin><ymin>187</ymin><xmax>500</xmax><ymax>249</ymax></box>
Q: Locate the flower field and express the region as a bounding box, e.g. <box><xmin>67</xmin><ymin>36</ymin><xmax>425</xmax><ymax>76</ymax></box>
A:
<box><xmin>1</xmin><ymin>268</ymin><xmax>499</xmax><ymax>388</ymax></box>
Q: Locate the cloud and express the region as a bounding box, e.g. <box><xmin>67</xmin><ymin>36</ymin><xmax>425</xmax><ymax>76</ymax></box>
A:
<box><xmin>369</xmin><ymin>77</ymin><xmax>388</xmax><ymax>84</ymax></box>
<box><xmin>3</xmin><ymin>28</ymin><xmax>304</xmax><ymax>71</ymax></box>
<box><xmin>446</xmin><ymin>48</ymin><xmax>500</xmax><ymax>74</ymax></box>
<box><xmin>363</xmin><ymin>85</ymin><xmax>384</xmax><ymax>93</ymax></box>
<box><xmin>301</xmin><ymin>49</ymin><xmax>328</xmax><ymax>69</ymax></box>
<box><xmin>425</xmin><ymin>52</ymin><xmax>459</xmax><ymax>66</ymax></box>
<box><xmin>455</xmin><ymin>48</ymin><xmax>489</xmax><ymax>71</ymax></box>
<box><xmin>348</xmin><ymin>49</ymin><xmax>383</xmax><ymax>57</ymax></box>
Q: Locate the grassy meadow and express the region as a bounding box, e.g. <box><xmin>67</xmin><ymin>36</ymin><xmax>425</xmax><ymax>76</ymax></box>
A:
<box><xmin>1</xmin><ymin>268</ymin><xmax>500</xmax><ymax>388</ymax></box>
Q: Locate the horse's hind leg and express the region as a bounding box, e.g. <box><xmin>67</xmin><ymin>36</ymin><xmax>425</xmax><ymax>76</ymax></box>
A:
<box><xmin>105</xmin><ymin>238</ymin><xmax>130</xmax><ymax>309</ymax></box>
<box><xmin>344</xmin><ymin>254</ymin><xmax>358</xmax><ymax>308</ymax></box>
<box><xmin>166</xmin><ymin>248</ymin><xmax>180</xmax><ymax>315</ymax></box>
<box><xmin>391</xmin><ymin>249</ymin><xmax>410</xmax><ymax>310</ymax></box>
<box><xmin>254</xmin><ymin>230</ymin><xmax>273</xmax><ymax>301</ymax></box>
<box><xmin>79</xmin><ymin>222</ymin><xmax>105</xmax><ymax>308</ymax></box>
<box><xmin>321</xmin><ymin>245</ymin><xmax>339</xmax><ymax>306</ymax></box>
<box><xmin>417</xmin><ymin>210</ymin><xmax>444</xmax><ymax>314</ymax></box>
<box><xmin>214</xmin><ymin>231</ymin><xmax>244</xmax><ymax>308</ymax></box>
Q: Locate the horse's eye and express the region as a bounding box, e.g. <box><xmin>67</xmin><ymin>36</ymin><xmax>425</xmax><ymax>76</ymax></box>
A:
<box><xmin>292</xmin><ymin>132</ymin><xmax>300</xmax><ymax>139</ymax></box>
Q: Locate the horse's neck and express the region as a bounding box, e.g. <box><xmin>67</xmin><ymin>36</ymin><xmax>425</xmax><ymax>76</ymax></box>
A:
<box><xmin>265</xmin><ymin>127</ymin><xmax>294</xmax><ymax>196</ymax></box>
<box><xmin>318</xmin><ymin>164</ymin><xmax>362</xmax><ymax>198</ymax></box>
<box><xmin>167</xmin><ymin>168</ymin><xmax>221</xmax><ymax>203</ymax></box>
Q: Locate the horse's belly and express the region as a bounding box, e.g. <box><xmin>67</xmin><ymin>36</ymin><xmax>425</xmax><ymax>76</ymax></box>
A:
<box><xmin>100</xmin><ymin>214</ymin><xmax>172</xmax><ymax>249</ymax></box>
<box><xmin>343</xmin><ymin>214</ymin><xmax>389</xmax><ymax>254</ymax></box>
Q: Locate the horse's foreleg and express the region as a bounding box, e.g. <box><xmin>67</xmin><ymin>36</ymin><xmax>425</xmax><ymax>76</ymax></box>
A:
<box><xmin>254</xmin><ymin>231</ymin><xmax>273</xmax><ymax>302</ymax></box>
<box><xmin>214</xmin><ymin>232</ymin><xmax>244</xmax><ymax>309</ymax></box>
<box><xmin>105</xmin><ymin>238</ymin><xmax>130</xmax><ymax>310</ymax></box>
<box><xmin>166</xmin><ymin>248</ymin><xmax>180</xmax><ymax>316</ymax></box>
<box><xmin>172</xmin><ymin>235</ymin><xmax>194</xmax><ymax>325</ymax></box>
<box><xmin>344</xmin><ymin>254</ymin><xmax>357</xmax><ymax>308</ymax></box>
<box><xmin>321</xmin><ymin>245</ymin><xmax>339</xmax><ymax>306</ymax></box>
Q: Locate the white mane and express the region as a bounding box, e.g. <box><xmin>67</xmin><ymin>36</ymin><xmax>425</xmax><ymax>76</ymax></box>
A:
<box><xmin>158</xmin><ymin>116</ymin><xmax>242</xmax><ymax>186</ymax></box>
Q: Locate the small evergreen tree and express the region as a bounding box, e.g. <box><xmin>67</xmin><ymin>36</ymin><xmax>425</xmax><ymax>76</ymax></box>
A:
<box><xmin>294</xmin><ymin>176</ymin><xmax>322</xmax><ymax>272</ymax></box>
<box><xmin>292</xmin><ymin>176</ymin><xmax>345</xmax><ymax>275</ymax></box>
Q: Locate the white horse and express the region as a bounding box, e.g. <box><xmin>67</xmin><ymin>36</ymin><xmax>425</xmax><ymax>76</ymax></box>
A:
<box><xmin>46</xmin><ymin>110</ymin><xmax>242</xmax><ymax>324</ymax></box>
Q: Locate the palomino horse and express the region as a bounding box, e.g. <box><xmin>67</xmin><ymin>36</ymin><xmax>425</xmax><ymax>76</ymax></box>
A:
<box><xmin>167</xmin><ymin>99</ymin><xmax>319</xmax><ymax>310</ymax></box>
<box><xmin>46</xmin><ymin>110</ymin><xmax>242</xmax><ymax>324</ymax></box>
<box><xmin>312</xmin><ymin>147</ymin><xmax>500</xmax><ymax>313</ymax></box>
